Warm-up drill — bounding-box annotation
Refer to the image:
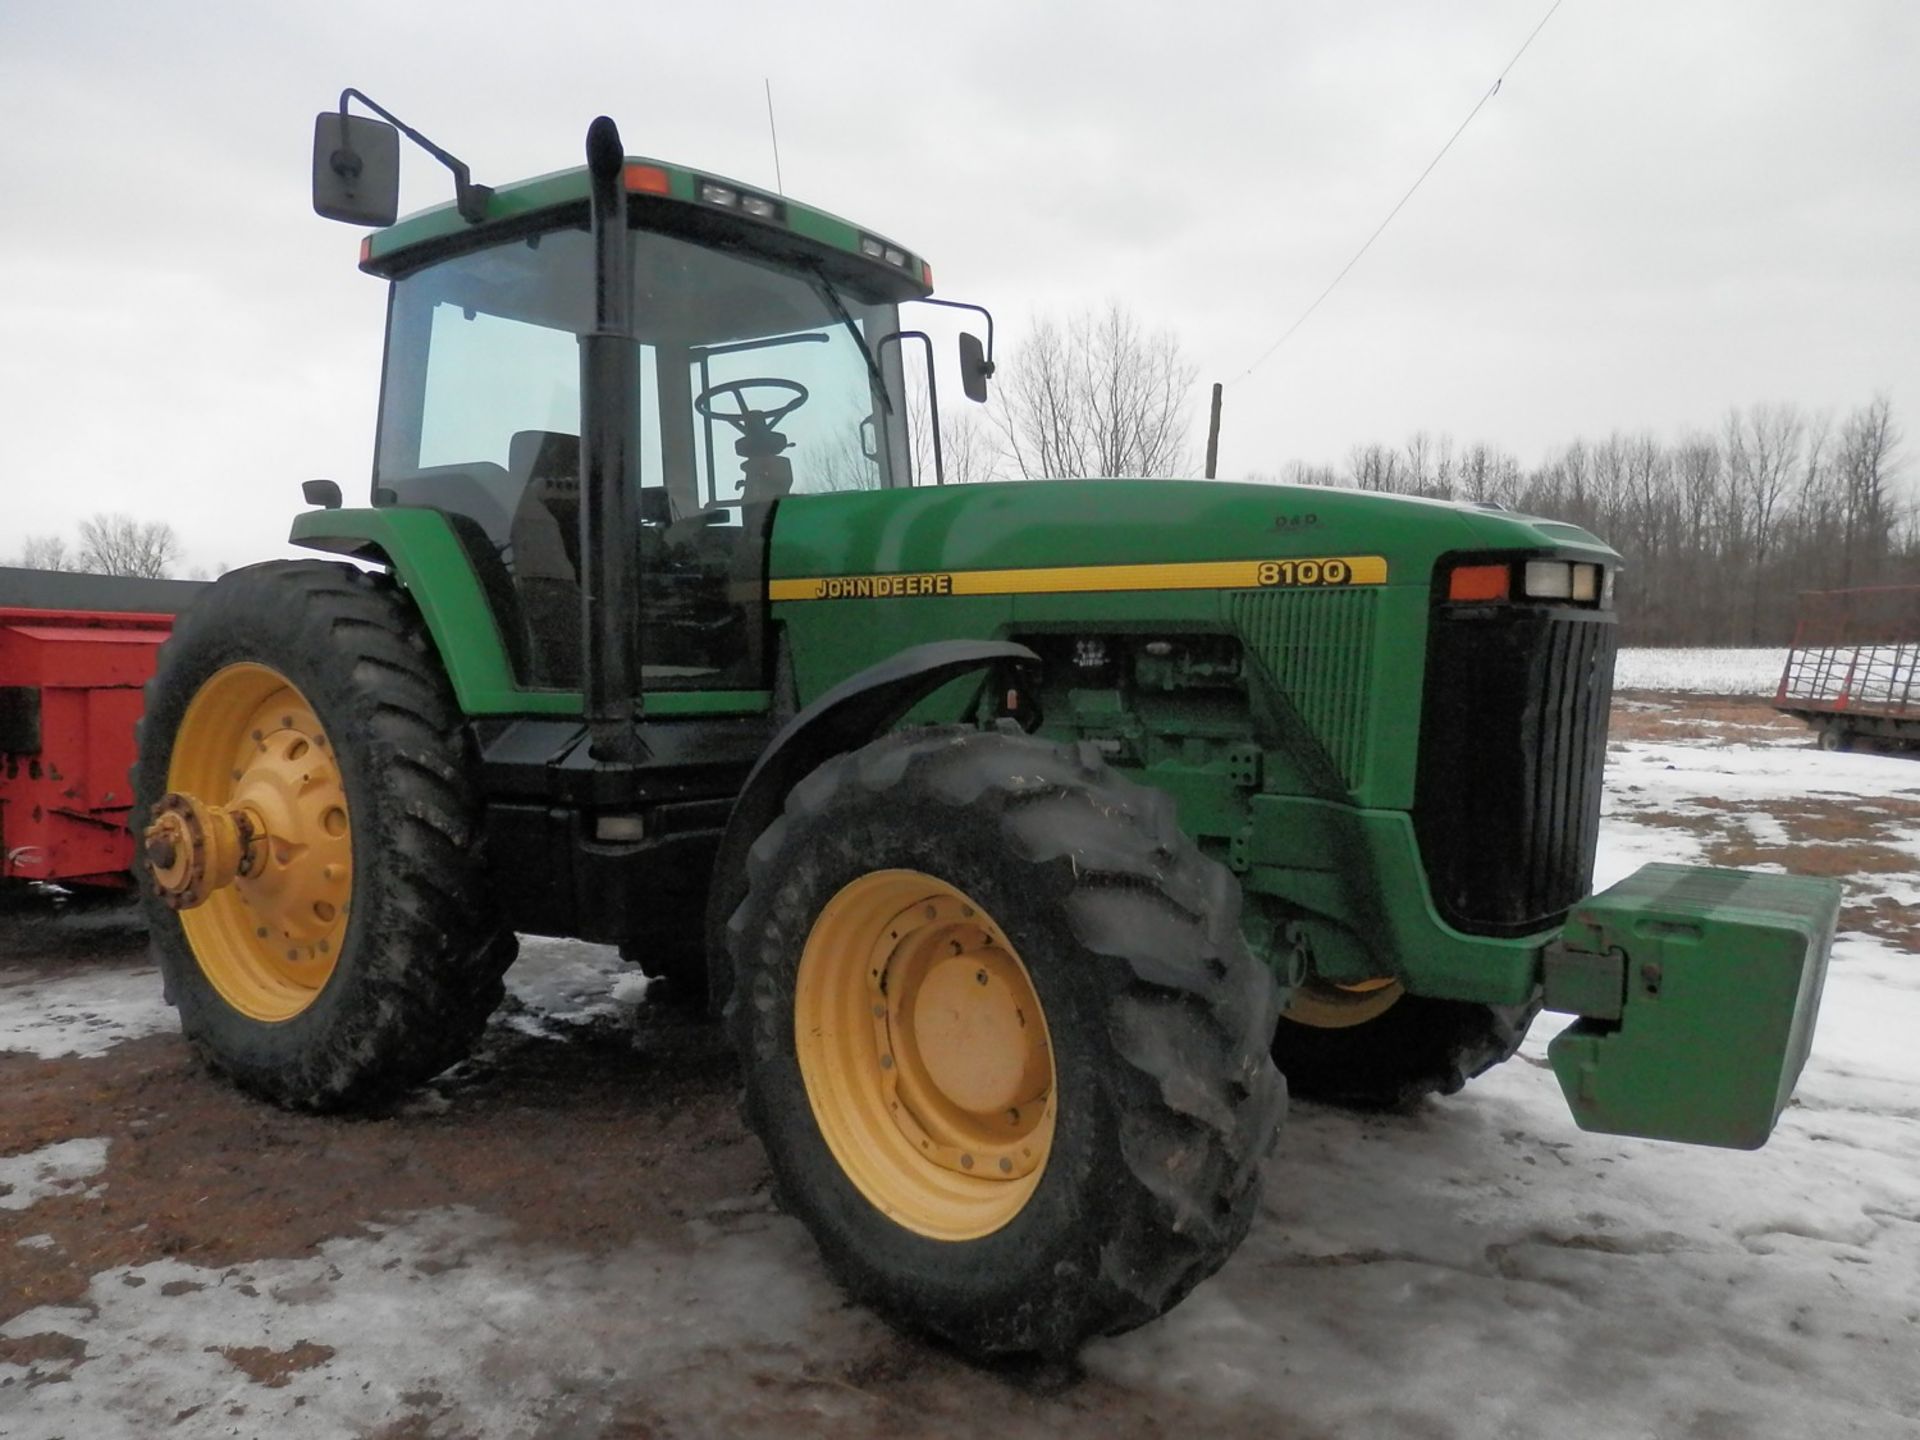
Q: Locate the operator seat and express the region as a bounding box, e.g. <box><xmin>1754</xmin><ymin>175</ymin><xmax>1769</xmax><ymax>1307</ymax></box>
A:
<box><xmin>506</xmin><ymin>430</ymin><xmax>584</xmax><ymax>687</ymax></box>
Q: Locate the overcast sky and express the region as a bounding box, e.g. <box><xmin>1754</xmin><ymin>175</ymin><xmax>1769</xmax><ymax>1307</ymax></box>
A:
<box><xmin>2</xmin><ymin>1</ymin><xmax>1915</xmax><ymax>574</ymax></box>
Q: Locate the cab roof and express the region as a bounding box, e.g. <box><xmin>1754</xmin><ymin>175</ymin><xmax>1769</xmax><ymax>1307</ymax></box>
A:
<box><xmin>361</xmin><ymin>155</ymin><xmax>933</xmax><ymax>303</ymax></box>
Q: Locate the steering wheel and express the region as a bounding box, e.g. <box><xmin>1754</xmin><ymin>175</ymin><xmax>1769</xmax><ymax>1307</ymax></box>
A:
<box><xmin>694</xmin><ymin>378</ymin><xmax>810</xmax><ymax>435</ymax></box>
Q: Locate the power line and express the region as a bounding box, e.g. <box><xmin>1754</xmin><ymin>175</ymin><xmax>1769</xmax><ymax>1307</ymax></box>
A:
<box><xmin>1229</xmin><ymin>0</ymin><xmax>1568</xmax><ymax>386</ymax></box>
<box><xmin>764</xmin><ymin>79</ymin><xmax>785</xmax><ymax>195</ymax></box>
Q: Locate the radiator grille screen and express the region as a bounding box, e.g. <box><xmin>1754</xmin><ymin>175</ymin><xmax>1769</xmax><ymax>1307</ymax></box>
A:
<box><xmin>1229</xmin><ymin>587</ymin><xmax>1378</xmax><ymax>791</ymax></box>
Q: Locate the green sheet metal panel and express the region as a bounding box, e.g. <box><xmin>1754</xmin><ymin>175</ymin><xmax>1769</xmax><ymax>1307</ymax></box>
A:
<box><xmin>1547</xmin><ymin>863</ymin><xmax>1840</xmax><ymax>1149</ymax></box>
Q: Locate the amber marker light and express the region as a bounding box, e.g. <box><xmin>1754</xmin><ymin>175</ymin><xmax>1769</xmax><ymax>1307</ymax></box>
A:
<box><xmin>623</xmin><ymin>164</ymin><xmax>671</xmax><ymax>195</ymax></box>
<box><xmin>1449</xmin><ymin>564</ymin><xmax>1510</xmax><ymax>602</ymax></box>
<box><xmin>358</xmin><ymin>235</ymin><xmax>373</xmax><ymax>267</ymax></box>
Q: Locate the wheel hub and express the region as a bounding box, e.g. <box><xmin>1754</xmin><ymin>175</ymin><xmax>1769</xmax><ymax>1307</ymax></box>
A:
<box><xmin>144</xmin><ymin>792</ymin><xmax>262</xmax><ymax>909</ymax></box>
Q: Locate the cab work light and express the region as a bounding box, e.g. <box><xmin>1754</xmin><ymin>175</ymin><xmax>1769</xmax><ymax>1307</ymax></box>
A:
<box><xmin>696</xmin><ymin>176</ymin><xmax>784</xmax><ymax>222</ymax></box>
<box><xmin>858</xmin><ymin>234</ymin><xmax>916</xmax><ymax>271</ymax></box>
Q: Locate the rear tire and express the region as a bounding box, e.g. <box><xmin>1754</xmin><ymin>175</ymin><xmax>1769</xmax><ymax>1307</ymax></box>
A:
<box><xmin>134</xmin><ymin>560</ymin><xmax>515</xmax><ymax>1111</ymax></box>
<box><xmin>727</xmin><ymin>726</ymin><xmax>1285</xmax><ymax>1356</ymax></box>
<box><xmin>1272</xmin><ymin>989</ymin><xmax>1539</xmax><ymax>1109</ymax></box>
<box><xmin>1817</xmin><ymin>724</ymin><xmax>1855</xmax><ymax>753</ymax></box>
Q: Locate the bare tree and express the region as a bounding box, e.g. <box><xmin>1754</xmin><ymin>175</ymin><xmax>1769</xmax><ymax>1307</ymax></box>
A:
<box><xmin>76</xmin><ymin>513</ymin><xmax>182</xmax><ymax>578</ymax></box>
<box><xmin>996</xmin><ymin>304</ymin><xmax>1198</xmax><ymax>480</ymax></box>
<box><xmin>1277</xmin><ymin>459</ymin><xmax>1340</xmax><ymax>486</ymax></box>
<box><xmin>1836</xmin><ymin>393</ymin><xmax>1901</xmax><ymax>586</ymax></box>
<box><xmin>1345</xmin><ymin>442</ymin><xmax>1407</xmax><ymax>493</ymax></box>
<box><xmin>1402</xmin><ymin>432</ymin><xmax>1457</xmax><ymax>499</ymax></box>
<box><xmin>1457</xmin><ymin>443</ymin><xmax>1520</xmax><ymax>506</ymax></box>
<box><xmin>905</xmin><ymin>390</ymin><xmax>996</xmax><ymax>486</ymax></box>
<box><xmin>1723</xmin><ymin>404</ymin><xmax>1804</xmax><ymax>641</ymax></box>
<box><xmin>10</xmin><ymin>534</ymin><xmax>79</xmax><ymax>571</ymax></box>
<box><xmin>940</xmin><ymin>409</ymin><xmax>994</xmax><ymax>486</ymax></box>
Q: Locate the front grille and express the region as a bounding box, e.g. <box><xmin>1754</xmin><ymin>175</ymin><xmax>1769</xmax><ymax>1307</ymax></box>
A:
<box><xmin>1413</xmin><ymin>606</ymin><xmax>1617</xmax><ymax>937</ymax></box>
<box><xmin>1229</xmin><ymin>586</ymin><xmax>1378</xmax><ymax>791</ymax></box>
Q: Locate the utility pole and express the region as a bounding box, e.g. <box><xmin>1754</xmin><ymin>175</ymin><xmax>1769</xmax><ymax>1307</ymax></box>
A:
<box><xmin>1204</xmin><ymin>382</ymin><xmax>1223</xmax><ymax>479</ymax></box>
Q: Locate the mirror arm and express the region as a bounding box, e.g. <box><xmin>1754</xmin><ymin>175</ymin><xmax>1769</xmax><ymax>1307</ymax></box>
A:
<box><xmin>338</xmin><ymin>88</ymin><xmax>494</xmax><ymax>224</ymax></box>
<box><xmin>913</xmin><ymin>297</ymin><xmax>995</xmax><ymax>374</ymax></box>
<box><xmin>876</xmin><ymin>331</ymin><xmax>944</xmax><ymax>486</ymax></box>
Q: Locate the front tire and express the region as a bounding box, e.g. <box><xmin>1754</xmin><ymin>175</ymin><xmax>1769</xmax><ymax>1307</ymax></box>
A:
<box><xmin>1272</xmin><ymin>987</ymin><xmax>1539</xmax><ymax>1109</ymax></box>
<box><xmin>134</xmin><ymin>561</ymin><xmax>516</xmax><ymax>1111</ymax></box>
<box><xmin>727</xmin><ymin>727</ymin><xmax>1285</xmax><ymax>1356</ymax></box>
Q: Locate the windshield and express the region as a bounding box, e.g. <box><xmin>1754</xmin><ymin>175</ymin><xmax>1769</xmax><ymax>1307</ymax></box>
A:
<box><xmin>376</xmin><ymin>223</ymin><xmax>911</xmax><ymax>518</ymax></box>
<box><xmin>371</xmin><ymin>222</ymin><xmax>911</xmax><ymax>692</ymax></box>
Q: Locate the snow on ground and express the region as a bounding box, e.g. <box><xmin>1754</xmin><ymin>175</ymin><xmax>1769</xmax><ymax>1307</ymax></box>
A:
<box><xmin>2</xmin><ymin>715</ymin><xmax>1918</xmax><ymax>1437</ymax></box>
<box><xmin>1616</xmin><ymin>646</ymin><xmax>1788</xmax><ymax>694</ymax></box>
<box><xmin>0</xmin><ymin>959</ymin><xmax>172</xmax><ymax>1059</ymax></box>
<box><xmin>0</xmin><ymin>1138</ymin><xmax>108</xmax><ymax>1212</ymax></box>
<box><xmin>499</xmin><ymin>935</ymin><xmax>651</xmax><ymax>1039</ymax></box>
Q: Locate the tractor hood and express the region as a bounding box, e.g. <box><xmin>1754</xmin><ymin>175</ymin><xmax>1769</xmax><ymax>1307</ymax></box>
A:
<box><xmin>768</xmin><ymin>477</ymin><xmax>1615</xmax><ymax>591</ymax></box>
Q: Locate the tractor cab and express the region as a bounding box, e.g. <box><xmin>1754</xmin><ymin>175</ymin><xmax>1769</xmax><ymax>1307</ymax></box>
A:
<box><xmin>360</xmin><ymin>167</ymin><xmax>931</xmax><ymax>695</ymax></box>
<box><xmin>371</xmin><ymin>214</ymin><xmax>915</xmax><ymax>691</ymax></box>
<box><xmin>322</xmin><ymin>100</ymin><xmax>967</xmax><ymax>704</ymax></box>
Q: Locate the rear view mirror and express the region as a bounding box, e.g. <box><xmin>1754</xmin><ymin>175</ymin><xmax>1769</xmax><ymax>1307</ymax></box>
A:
<box><xmin>312</xmin><ymin>112</ymin><xmax>399</xmax><ymax>226</ymax></box>
<box><xmin>959</xmin><ymin>332</ymin><xmax>992</xmax><ymax>403</ymax></box>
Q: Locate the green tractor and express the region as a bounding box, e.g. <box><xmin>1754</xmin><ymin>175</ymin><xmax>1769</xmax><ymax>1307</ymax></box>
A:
<box><xmin>133</xmin><ymin>95</ymin><xmax>1840</xmax><ymax>1358</ymax></box>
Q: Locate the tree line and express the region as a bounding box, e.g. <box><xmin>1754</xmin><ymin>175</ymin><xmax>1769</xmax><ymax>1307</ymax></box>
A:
<box><xmin>1264</xmin><ymin>395</ymin><xmax>1910</xmax><ymax>645</ymax></box>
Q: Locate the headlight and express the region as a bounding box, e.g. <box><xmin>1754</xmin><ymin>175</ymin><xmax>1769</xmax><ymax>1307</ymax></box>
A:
<box><xmin>1522</xmin><ymin>561</ymin><xmax>1574</xmax><ymax>600</ymax></box>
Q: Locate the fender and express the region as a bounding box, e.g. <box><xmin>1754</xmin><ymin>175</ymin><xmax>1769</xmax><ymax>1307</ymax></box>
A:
<box><xmin>703</xmin><ymin>637</ymin><xmax>1041</xmax><ymax>1004</ymax></box>
<box><xmin>290</xmin><ymin>506</ymin><xmax>578</xmax><ymax>716</ymax></box>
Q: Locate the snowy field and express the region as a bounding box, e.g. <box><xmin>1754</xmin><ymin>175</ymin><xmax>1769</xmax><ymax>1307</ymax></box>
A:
<box><xmin>1615</xmin><ymin>646</ymin><xmax>1788</xmax><ymax>694</ymax></box>
<box><xmin>2</xmin><ymin>702</ymin><xmax>1917</xmax><ymax>1438</ymax></box>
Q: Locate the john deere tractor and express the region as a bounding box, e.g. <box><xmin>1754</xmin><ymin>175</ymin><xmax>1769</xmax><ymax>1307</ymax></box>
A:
<box><xmin>133</xmin><ymin>95</ymin><xmax>1839</xmax><ymax>1358</ymax></box>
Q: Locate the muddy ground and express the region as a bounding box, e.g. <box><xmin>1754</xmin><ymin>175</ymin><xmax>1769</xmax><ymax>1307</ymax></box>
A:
<box><xmin>3</xmin><ymin>694</ymin><xmax>1917</xmax><ymax>1440</ymax></box>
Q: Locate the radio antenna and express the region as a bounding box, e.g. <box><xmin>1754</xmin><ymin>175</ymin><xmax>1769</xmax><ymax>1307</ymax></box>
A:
<box><xmin>764</xmin><ymin>79</ymin><xmax>785</xmax><ymax>195</ymax></box>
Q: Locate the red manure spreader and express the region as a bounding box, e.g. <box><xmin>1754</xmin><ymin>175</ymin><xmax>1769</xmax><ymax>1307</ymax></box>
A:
<box><xmin>0</xmin><ymin>568</ymin><xmax>203</xmax><ymax>891</ymax></box>
<box><xmin>1776</xmin><ymin>583</ymin><xmax>1920</xmax><ymax>753</ymax></box>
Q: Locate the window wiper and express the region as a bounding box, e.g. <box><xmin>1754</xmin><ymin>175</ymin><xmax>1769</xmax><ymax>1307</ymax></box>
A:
<box><xmin>806</xmin><ymin>265</ymin><xmax>893</xmax><ymax>416</ymax></box>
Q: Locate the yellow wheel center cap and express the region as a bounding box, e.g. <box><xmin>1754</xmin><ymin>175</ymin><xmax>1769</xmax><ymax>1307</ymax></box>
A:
<box><xmin>874</xmin><ymin>893</ymin><xmax>1052</xmax><ymax>1183</ymax></box>
<box><xmin>909</xmin><ymin>952</ymin><xmax>1047</xmax><ymax>1114</ymax></box>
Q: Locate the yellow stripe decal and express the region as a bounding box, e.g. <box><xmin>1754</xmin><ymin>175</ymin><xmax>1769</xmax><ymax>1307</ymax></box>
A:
<box><xmin>769</xmin><ymin>554</ymin><xmax>1389</xmax><ymax>603</ymax></box>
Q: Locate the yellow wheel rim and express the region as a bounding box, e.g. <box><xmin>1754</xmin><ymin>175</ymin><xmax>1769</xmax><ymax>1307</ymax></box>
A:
<box><xmin>795</xmin><ymin>870</ymin><xmax>1056</xmax><ymax>1242</ymax></box>
<box><xmin>1283</xmin><ymin>975</ymin><xmax>1403</xmax><ymax>1029</ymax></box>
<box><xmin>166</xmin><ymin>663</ymin><xmax>351</xmax><ymax>1022</ymax></box>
